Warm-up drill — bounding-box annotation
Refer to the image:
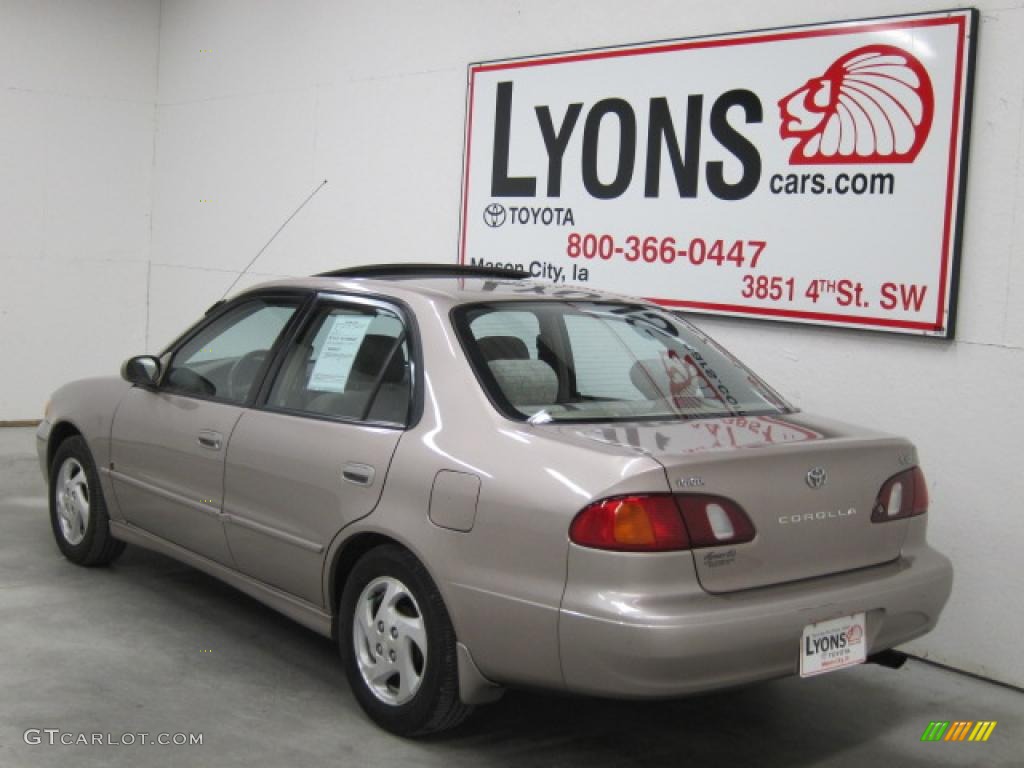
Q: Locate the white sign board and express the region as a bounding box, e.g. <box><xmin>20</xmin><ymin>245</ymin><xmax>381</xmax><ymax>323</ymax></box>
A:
<box><xmin>308</xmin><ymin>315</ymin><xmax>373</xmax><ymax>393</ymax></box>
<box><xmin>459</xmin><ymin>10</ymin><xmax>976</xmax><ymax>337</ymax></box>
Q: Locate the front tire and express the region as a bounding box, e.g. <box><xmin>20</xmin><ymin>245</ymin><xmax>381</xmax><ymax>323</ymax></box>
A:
<box><xmin>339</xmin><ymin>545</ymin><xmax>472</xmax><ymax>736</ymax></box>
<box><xmin>49</xmin><ymin>436</ymin><xmax>125</xmax><ymax>566</ymax></box>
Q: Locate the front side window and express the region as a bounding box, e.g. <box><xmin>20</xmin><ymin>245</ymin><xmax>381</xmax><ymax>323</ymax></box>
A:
<box><xmin>455</xmin><ymin>301</ymin><xmax>791</xmax><ymax>423</ymax></box>
<box><xmin>164</xmin><ymin>299</ymin><xmax>299</xmax><ymax>403</ymax></box>
<box><xmin>267</xmin><ymin>302</ymin><xmax>411</xmax><ymax>425</ymax></box>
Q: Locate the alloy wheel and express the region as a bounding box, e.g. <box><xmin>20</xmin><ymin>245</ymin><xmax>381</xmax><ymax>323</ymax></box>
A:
<box><xmin>352</xmin><ymin>575</ymin><xmax>428</xmax><ymax>706</ymax></box>
<box><xmin>55</xmin><ymin>457</ymin><xmax>90</xmax><ymax>546</ymax></box>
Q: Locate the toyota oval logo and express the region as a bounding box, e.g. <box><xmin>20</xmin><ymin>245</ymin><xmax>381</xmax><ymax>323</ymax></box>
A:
<box><xmin>806</xmin><ymin>467</ymin><xmax>827</xmax><ymax>489</ymax></box>
<box><xmin>482</xmin><ymin>202</ymin><xmax>507</xmax><ymax>227</ymax></box>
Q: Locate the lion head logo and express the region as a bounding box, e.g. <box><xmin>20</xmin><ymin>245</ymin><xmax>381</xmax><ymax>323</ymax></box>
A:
<box><xmin>778</xmin><ymin>44</ymin><xmax>934</xmax><ymax>164</ymax></box>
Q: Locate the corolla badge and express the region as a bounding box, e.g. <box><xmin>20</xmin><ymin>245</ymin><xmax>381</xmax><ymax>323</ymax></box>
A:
<box><xmin>806</xmin><ymin>467</ymin><xmax>827</xmax><ymax>489</ymax></box>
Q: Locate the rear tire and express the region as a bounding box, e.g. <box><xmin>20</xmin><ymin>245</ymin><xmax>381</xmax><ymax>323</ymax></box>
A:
<box><xmin>49</xmin><ymin>436</ymin><xmax>125</xmax><ymax>567</ymax></box>
<box><xmin>339</xmin><ymin>545</ymin><xmax>473</xmax><ymax>736</ymax></box>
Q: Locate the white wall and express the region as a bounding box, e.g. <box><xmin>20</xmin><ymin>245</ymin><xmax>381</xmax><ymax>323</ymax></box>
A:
<box><xmin>1</xmin><ymin>0</ymin><xmax>1020</xmax><ymax>686</ymax></box>
<box><xmin>0</xmin><ymin>0</ymin><xmax>160</xmax><ymax>418</ymax></box>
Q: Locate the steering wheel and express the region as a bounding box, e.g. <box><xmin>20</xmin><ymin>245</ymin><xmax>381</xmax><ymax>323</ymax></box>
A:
<box><xmin>226</xmin><ymin>349</ymin><xmax>269</xmax><ymax>401</ymax></box>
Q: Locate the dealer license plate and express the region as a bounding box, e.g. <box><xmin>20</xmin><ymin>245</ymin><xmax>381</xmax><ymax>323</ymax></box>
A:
<box><xmin>799</xmin><ymin>612</ymin><xmax>866</xmax><ymax>677</ymax></box>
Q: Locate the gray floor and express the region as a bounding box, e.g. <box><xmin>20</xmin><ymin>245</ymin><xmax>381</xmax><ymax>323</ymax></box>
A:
<box><xmin>0</xmin><ymin>427</ymin><xmax>1019</xmax><ymax>768</ymax></box>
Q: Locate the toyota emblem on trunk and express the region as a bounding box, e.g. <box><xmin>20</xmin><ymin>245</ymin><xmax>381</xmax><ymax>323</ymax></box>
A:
<box><xmin>806</xmin><ymin>467</ymin><xmax>827</xmax><ymax>489</ymax></box>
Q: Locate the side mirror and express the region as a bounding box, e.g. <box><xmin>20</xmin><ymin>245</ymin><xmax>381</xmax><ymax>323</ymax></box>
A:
<box><xmin>121</xmin><ymin>355</ymin><xmax>161</xmax><ymax>388</ymax></box>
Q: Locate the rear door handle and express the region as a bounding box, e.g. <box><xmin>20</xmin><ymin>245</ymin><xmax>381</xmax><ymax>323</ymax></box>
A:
<box><xmin>342</xmin><ymin>462</ymin><xmax>375</xmax><ymax>486</ymax></box>
<box><xmin>197</xmin><ymin>430</ymin><xmax>223</xmax><ymax>451</ymax></box>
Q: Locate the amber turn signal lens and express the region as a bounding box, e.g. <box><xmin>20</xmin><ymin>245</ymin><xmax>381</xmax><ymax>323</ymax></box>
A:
<box><xmin>611</xmin><ymin>499</ymin><xmax>657</xmax><ymax>546</ymax></box>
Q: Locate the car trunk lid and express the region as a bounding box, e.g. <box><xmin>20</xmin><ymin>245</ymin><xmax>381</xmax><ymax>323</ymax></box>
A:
<box><xmin>559</xmin><ymin>413</ymin><xmax>915</xmax><ymax>593</ymax></box>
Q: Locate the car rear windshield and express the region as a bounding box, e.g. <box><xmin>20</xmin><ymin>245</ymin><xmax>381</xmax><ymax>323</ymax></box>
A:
<box><xmin>454</xmin><ymin>301</ymin><xmax>793</xmax><ymax>424</ymax></box>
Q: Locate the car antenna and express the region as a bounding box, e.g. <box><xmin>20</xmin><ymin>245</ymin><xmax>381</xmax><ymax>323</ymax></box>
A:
<box><xmin>219</xmin><ymin>178</ymin><xmax>329</xmax><ymax>299</ymax></box>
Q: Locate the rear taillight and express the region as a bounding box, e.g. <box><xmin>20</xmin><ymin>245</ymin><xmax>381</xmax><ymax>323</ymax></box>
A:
<box><xmin>569</xmin><ymin>494</ymin><xmax>755</xmax><ymax>552</ymax></box>
<box><xmin>569</xmin><ymin>495</ymin><xmax>689</xmax><ymax>551</ymax></box>
<box><xmin>872</xmin><ymin>467</ymin><xmax>929</xmax><ymax>522</ymax></box>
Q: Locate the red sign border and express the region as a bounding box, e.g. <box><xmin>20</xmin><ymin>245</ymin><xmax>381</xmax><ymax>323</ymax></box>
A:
<box><xmin>458</xmin><ymin>9</ymin><xmax>978</xmax><ymax>338</ymax></box>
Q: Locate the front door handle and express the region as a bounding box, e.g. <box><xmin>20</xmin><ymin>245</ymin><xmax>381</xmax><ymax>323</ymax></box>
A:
<box><xmin>197</xmin><ymin>430</ymin><xmax>223</xmax><ymax>451</ymax></box>
<box><xmin>342</xmin><ymin>462</ymin><xmax>375</xmax><ymax>486</ymax></box>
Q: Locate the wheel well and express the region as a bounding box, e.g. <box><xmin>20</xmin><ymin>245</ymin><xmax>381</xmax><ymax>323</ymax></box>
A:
<box><xmin>47</xmin><ymin>421</ymin><xmax>82</xmax><ymax>473</ymax></box>
<box><xmin>329</xmin><ymin>532</ymin><xmax>403</xmax><ymax>637</ymax></box>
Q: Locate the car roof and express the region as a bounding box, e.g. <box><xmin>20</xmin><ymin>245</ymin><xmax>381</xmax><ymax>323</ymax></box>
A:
<box><xmin>234</xmin><ymin>265</ymin><xmax>644</xmax><ymax>307</ymax></box>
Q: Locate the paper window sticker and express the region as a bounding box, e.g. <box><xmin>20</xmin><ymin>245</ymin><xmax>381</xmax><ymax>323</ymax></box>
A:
<box><xmin>307</xmin><ymin>315</ymin><xmax>374</xmax><ymax>393</ymax></box>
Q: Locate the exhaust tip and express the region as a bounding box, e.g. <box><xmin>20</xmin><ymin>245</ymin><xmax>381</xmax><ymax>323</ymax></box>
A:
<box><xmin>868</xmin><ymin>649</ymin><xmax>908</xmax><ymax>669</ymax></box>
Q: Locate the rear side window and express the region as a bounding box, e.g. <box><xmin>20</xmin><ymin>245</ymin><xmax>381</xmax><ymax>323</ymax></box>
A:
<box><xmin>267</xmin><ymin>303</ymin><xmax>411</xmax><ymax>425</ymax></box>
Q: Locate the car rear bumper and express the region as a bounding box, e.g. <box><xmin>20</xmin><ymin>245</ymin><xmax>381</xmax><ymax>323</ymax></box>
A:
<box><xmin>558</xmin><ymin>530</ymin><xmax>953</xmax><ymax>698</ymax></box>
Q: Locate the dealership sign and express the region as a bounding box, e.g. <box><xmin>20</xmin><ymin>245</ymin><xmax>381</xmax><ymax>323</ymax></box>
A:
<box><xmin>459</xmin><ymin>10</ymin><xmax>977</xmax><ymax>337</ymax></box>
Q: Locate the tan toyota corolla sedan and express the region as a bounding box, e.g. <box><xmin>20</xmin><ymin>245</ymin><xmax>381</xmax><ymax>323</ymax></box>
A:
<box><xmin>38</xmin><ymin>264</ymin><xmax>953</xmax><ymax>735</ymax></box>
